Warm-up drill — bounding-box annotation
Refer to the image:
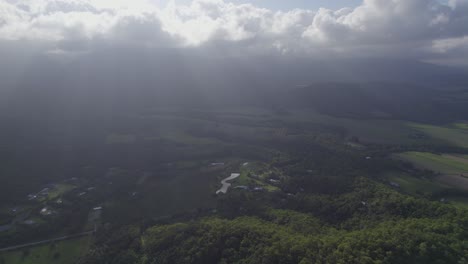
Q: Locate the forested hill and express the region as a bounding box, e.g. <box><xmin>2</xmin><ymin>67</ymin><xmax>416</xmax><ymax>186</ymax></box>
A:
<box><xmin>80</xmin><ymin>178</ymin><xmax>468</xmax><ymax>264</ymax></box>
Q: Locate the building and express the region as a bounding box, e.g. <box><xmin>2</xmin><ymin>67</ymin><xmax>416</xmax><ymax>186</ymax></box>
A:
<box><xmin>40</xmin><ymin>207</ymin><xmax>53</xmax><ymax>216</ymax></box>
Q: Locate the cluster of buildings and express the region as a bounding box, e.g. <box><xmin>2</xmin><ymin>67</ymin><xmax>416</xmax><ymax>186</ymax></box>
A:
<box><xmin>234</xmin><ymin>186</ymin><xmax>265</xmax><ymax>192</ymax></box>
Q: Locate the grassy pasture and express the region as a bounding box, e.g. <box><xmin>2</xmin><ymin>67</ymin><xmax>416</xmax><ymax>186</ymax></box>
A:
<box><xmin>139</xmin><ymin>108</ymin><xmax>465</xmax><ymax>147</ymax></box>
<box><xmin>145</xmin><ymin>108</ymin><xmax>423</xmax><ymax>145</ymax></box>
<box><xmin>287</xmin><ymin>109</ymin><xmax>468</xmax><ymax>146</ymax></box>
<box><xmin>436</xmin><ymin>174</ymin><xmax>468</xmax><ymax>191</ymax></box>
<box><xmin>287</xmin><ymin>109</ymin><xmax>443</xmax><ymax>145</ymax></box>
<box><xmin>384</xmin><ymin>172</ymin><xmax>468</xmax><ymax>207</ymax></box>
<box><xmin>409</xmin><ymin>123</ymin><xmax>468</xmax><ymax>148</ymax></box>
<box><xmin>452</xmin><ymin>122</ymin><xmax>468</xmax><ymax>130</ymax></box>
<box><xmin>47</xmin><ymin>184</ymin><xmax>75</xmax><ymax>201</ymax></box>
<box><xmin>384</xmin><ymin>171</ymin><xmax>449</xmax><ymax>196</ymax></box>
<box><xmin>396</xmin><ymin>152</ymin><xmax>468</xmax><ymax>174</ymax></box>
<box><xmin>0</xmin><ymin>236</ymin><xmax>92</xmax><ymax>264</ymax></box>
<box><xmin>395</xmin><ymin>152</ymin><xmax>468</xmax><ymax>192</ymax></box>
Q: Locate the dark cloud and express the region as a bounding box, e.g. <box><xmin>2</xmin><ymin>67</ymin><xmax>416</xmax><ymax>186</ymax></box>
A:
<box><xmin>0</xmin><ymin>0</ymin><xmax>467</xmax><ymax>63</ymax></box>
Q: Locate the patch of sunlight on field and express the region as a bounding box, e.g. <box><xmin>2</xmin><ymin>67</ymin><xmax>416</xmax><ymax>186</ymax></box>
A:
<box><xmin>289</xmin><ymin>109</ymin><xmax>435</xmax><ymax>144</ymax></box>
<box><xmin>396</xmin><ymin>152</ymin><xmax>468</xmax><ymax>174</ymax></box>
<box><xmin>408</xmin><ymin>123</ymin><xmax>468</xmax><ymax>148</ymax></box>
<box><xmin>47</xmin><ymin>184</ymin><xmax>75</xmax><ymax>201</ymax></box>
<box><xmin>0</xmin><ymin>236</ymin><xmax>92</xmax><ymax>264</ymax></box>
<box><xmin>452</xmin><ymin>122</ymin><xmax>468</xmax><ymax>130</ymax></box>
<box><xmin>384</xmin><ymin>172</ymin><xmax>448</xmax><ymax>195</ymax></box>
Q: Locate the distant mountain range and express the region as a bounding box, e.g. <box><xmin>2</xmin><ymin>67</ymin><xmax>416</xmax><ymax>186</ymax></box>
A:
<box><xmin>1</xmin><ymin>48</ymin><xmax>468</xmax><ymax>123</ymax></box>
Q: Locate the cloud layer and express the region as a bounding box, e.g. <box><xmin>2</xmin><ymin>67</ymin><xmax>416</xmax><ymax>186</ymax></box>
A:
<box><xmin>0</xmin><ymin>0</ymin><xmax>468</xmax><ymax>63</ymax></box>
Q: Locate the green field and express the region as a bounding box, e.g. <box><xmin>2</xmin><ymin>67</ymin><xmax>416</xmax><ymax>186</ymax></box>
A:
<box><xmin>396</xmin><ymin>152</ymin><xmax>468</xmax><ymax>174</ymax></box>
<box><xmin>291</xmin><ymin>109</ymin><xmax>468</xmax><ymax>147</ymax></box>
<box><xmin>384</xmin><ymin>172</ymin><xmax>468</xmax><ymax>208</ymax></box>
<box><xmin>288</xmin><ymin>109</ymin><xmax>443</xmax><ymax>145</ymax></box>
<box><xmin>47</xmin><ymin>184</ymin><xmax>75</xmax><ymax>201</ymax></box>
<box><xmin>384</xmin><ymin>171</ymin><xmax>449</xmax><ymax>196</ymax></box>
<box><xmin>234</xmin><ymin>163</ymin><xmax>280</xmax><ymax>192</ymax></box>
<box><xmin>109</xmin><ymin>108</ymin><xmax>463</xmax><ymax>148</ymax></box>
<box><xmin>0</xmin><ymin>236</ymin><xmax>92</xmax><ymax>264</ymax></box>
<box><xmin>452</xmin><ymin>122</ymin><xmax>468</xmax><ymax>130</ymax></box>
<box><xmin>409</xmin><ymin>123</ymin><xmax>468</xmax><ymax>148</ymax></box>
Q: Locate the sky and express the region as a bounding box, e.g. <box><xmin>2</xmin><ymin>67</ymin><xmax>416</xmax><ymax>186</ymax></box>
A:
<box><xmin>0</xmin><ymin>0</ymin><xmax>468</xmax><ymax>98</ymax></box>
<box><xmin>153</xmin><ymin>0</ymin><xmax>364</xmax><ymax>11</ymax></box>
<box><xmin>0</xmin><ymin>0</ymin><xmax>467</xmax><ymax>65</ymax></box>
<box><xmin>0</xmin><ymin>0</ymin><xmax>467</xmax><ymax>114</ymax></box>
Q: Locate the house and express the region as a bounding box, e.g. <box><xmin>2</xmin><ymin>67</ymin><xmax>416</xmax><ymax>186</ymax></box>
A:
<box><xmin>234</xmin><ymin>186</ymin><xmax>249</xmax><ymax>190</ymax></box>
<box><xmin>253</xmin><ymin>187</ymin><xmax>264</xmax><ymax>192</ymax></box>
<box><xmin>40</xmin><ymin>207</ymin><xmax>53</xmax><ymax>216</ymax></box>
<box><xmin>390</xmin><ymin>182</ymin><xmax>400</xmax><ymax>188</ymax></box>
<box><xmin>269</xmin><ymin>179</ymin><xmax>280</xmax><ymax>184</ymax></box>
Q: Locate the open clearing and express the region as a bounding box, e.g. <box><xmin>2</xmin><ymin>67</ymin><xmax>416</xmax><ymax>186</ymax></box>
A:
<box><xmin>395</xmin><ymin>152</ymin><xmax>468</xmax><ymax>191</ymax></box>
<box><xmin>289</xmin><ymin>109</ymin><xmax>444</xmax><ymax>145</ymax></box>
<box><xmin>409</xmin><ymin>123</ymin><xmax>468</xmax><ymax>148</ymax></box>
<box><xmin>47</xmin><ymin>184</ymin><xmax>75</xmax><ymax>201</ymax></box>
<box><xmin>0</xmin><ymin>236</ymin><xmax>92</xmax><ymax>264</ymax></box>
<box><xmin>395</xmin><ymin>152</ymin><xmax>468</xmax><ymax>174</ymax></box>
<box><xmin>384</xmin><ymin>171</ymin><xmax>449</xmax><ymax>195</ymax></box>
<box><xmin>384</xmin><ymin>172</ymin><xmax>468</xmax><ymax>207</ymax></box>
<box><xmin>436</xmin><ymin>174</ymin><xmax>468</xmax><ymax>191</ymax></box>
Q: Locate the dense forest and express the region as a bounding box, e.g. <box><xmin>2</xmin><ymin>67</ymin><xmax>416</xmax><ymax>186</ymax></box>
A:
<box><xmin>79</xmin><ymin>178</ymin><xmax>468</xmax><ymax>264</ymax></box>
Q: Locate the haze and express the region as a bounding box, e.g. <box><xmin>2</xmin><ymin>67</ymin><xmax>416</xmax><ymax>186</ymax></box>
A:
<box><xmin>2</xmin><ymin>1</ymin><xmax>468</xmax><ymax>264</ymax></box>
